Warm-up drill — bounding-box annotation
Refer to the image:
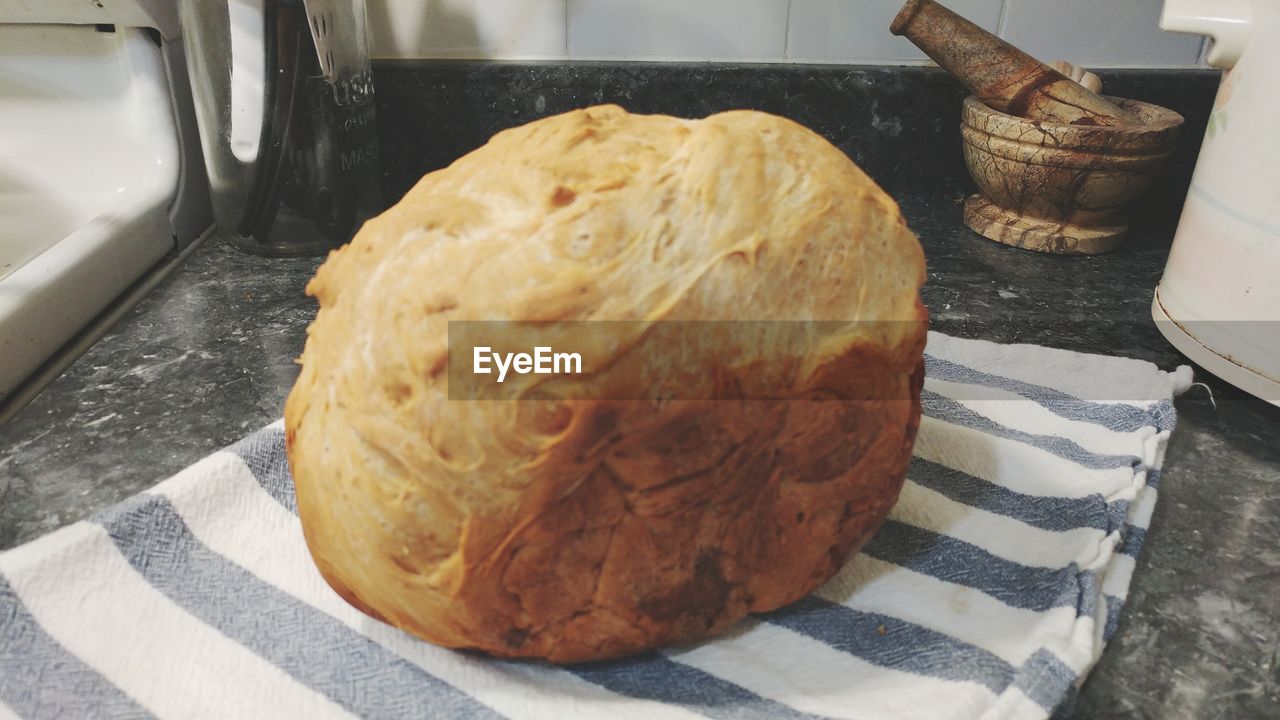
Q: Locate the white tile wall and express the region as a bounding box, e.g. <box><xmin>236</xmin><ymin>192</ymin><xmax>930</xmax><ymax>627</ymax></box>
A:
<box><xmin>367</xmin><ymin>0</ymin><xmax>565</xmax><ymax>60</ymax></box>
<box><xmin>1000</xmin><ymin>0</ymin><xmax>1204</xmax><ymax>68</ymax></box>
<box><xmin>566</xmin><ymin>0</ymin><xmax>789</xmax><ymax>61</ymax></box>
<box><xmin>787</xmin><ymin>0</ymin><xmax>1003</xmax><ymax>63</ymax></box>
<box><xmin>366</xmin><ymin>0</ymin><xmax>1208</xmax><ymax>68</ymax></box>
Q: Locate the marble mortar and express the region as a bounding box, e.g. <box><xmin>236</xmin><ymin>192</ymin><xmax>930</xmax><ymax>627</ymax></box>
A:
<box><xmin>961</xmin><ymin>95</ymin><xmax>1185</xmax><ymax>255</ymax></box>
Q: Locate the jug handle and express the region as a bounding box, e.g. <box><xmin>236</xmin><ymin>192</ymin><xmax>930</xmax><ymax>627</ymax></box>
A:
<box><xmin>1161</xmin><ymin>0</ymin><xmax>1252</xmax><ymax>68</ymax></box>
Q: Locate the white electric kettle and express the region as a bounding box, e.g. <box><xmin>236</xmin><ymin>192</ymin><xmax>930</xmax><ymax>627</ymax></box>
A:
<box><xmin>1156</xmin><ymin>0</ymin><xmax>1280</xmax><ymax>406</ymax></box>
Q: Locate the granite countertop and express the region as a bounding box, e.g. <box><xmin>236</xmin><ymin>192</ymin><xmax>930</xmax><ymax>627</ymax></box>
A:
<box><xmin>1</xmin><ymin>189</ymin><xmax>1276</xmax><ymax>717</ymax></box>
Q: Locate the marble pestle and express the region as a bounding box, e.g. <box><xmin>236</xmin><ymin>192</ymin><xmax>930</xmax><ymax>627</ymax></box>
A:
<box><xmin>890</xmin><ymin>0</ymin><xmax>1139</xmax><ymax>126</ymax></box>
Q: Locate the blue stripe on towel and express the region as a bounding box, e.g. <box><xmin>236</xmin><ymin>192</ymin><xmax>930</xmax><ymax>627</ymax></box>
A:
<box><xmin>922</xmin><ymin>390</ymin><xmax>1142</xmax><ymax>470</ymax></box>
<box><xmin>94</xmin><ymin>494</ymin><xmax>502</xmax><ymax>720</ymax></box>
<box><xmin>1106</xmin><ymin>501</ymin><xmax>1131</xmax><ymax>535</ymax></box>
<box><xmin>762</xmin><ymin>596</ymin><xmax>1012</xmax><ymax>695</ymax></box>
<box><xmin>1118</xmin><ymin>526</ymin><xmax>1146</xmax><ymax>558</ymax></box>
<box><xmin>1148</xmin><ymin>401</ymin><xmax>1176</xmax><ymax>434</ymax></box>
<box><xmin>863</xmin><ymin>521</ymin><xmax>1096</xmax><ymax>614</ymax></box>
<box><xmin>1012</xmin><ymin>649</ymin><xmax>1078</xmax><ymax>712</ymax></box>
<box><xmin>924</xmin><ymin>354</ymin><xmax>1173</xmax><ymax>432</ymax></box>
<box><xmin>0</xmin><ymin>574</ymin><xmax>154</xmax><ymax>720</ymax></box>
<box><xmin>227</xmin><ymin>427</ymin><xmax>296</xmax><ymax>512</ymax></box>
<box><xmin>907</xmin><ymin>458</ymin><xmax>1112</xmax><ymax>533</ymax></box>
<box><xmin>568</xmin><ymin>651</ymin><xmax>827</xmax><ymax>720</ymax></box>
<box><xmin>1103</xmin><ymin>596</ymin><xmax>1124</xmax><ymax>641</ymax></box>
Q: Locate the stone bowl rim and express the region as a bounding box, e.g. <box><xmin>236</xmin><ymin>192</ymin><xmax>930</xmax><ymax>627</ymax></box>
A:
<box><xmin>961</xmin><ymin>94</ymin><xmax>1185</xmax><ymax>145</ymax></box>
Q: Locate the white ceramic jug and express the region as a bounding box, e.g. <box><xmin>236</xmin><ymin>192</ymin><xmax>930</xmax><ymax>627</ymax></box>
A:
<box><xmin>1156</xmin><ymin>0</ymin><xmax>1280</xmax><ymax>406</ymax></box>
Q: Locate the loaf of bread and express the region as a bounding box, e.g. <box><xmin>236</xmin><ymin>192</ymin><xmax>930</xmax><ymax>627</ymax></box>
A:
<box><xmin>285</xmin><ymin>105</ymin><xmax>927</xmax><ymax>662</ymax></box>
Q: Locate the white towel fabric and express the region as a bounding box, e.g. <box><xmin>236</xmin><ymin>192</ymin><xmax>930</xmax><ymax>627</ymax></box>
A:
<box><xmin>0</xmin><ymin>332</ymin><xmax>1191</xmax><ymax>720</ymax></box>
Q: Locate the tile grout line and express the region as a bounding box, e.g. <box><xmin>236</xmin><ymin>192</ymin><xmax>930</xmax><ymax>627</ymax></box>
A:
<box><xmin>995</xmin><ymin>0</ymin><xmax>1008</xmax><ymax>37</ymax></box>
<box><xmin>782</xmin><ymin>0</ymin><xmax>791</xmax><ymax>61</ymax></box>
<box><xmin>563</xmin><ymin>0</ymin><xmax>570</xmax><ymax>58</ymax></box>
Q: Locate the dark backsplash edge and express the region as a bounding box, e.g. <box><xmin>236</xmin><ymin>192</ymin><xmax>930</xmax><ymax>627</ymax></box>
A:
<box><xmin>373</xmin><ymin>62</ymin><xmax>1219</xmax><ymax>236</ymax></box>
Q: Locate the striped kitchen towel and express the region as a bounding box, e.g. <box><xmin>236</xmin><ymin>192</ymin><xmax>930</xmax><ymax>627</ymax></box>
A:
<box><xmin>0</xmin><ymin>332</ymin><xmax>1190</xmax><ymax>720</ymax></box>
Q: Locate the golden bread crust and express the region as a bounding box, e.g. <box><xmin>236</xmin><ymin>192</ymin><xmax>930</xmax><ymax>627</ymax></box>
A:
<box><xmin>285</xmin><ymin>105</ymin><xmax>927</xmax><ymax>662</ymax></box>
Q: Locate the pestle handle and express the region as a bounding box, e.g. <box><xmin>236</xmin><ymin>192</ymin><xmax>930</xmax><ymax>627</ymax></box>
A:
<box><xmin>891</xmin><ymin>0</ymin><xmax>1139</xmax><ymax>126</ymax></box>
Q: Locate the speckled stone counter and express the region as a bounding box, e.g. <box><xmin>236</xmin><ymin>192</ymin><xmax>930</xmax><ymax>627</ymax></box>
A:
<box><xmin>2</xmin><ymin>64</ymin><xmax>1278</xmax><ymax>718</ymax></box>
